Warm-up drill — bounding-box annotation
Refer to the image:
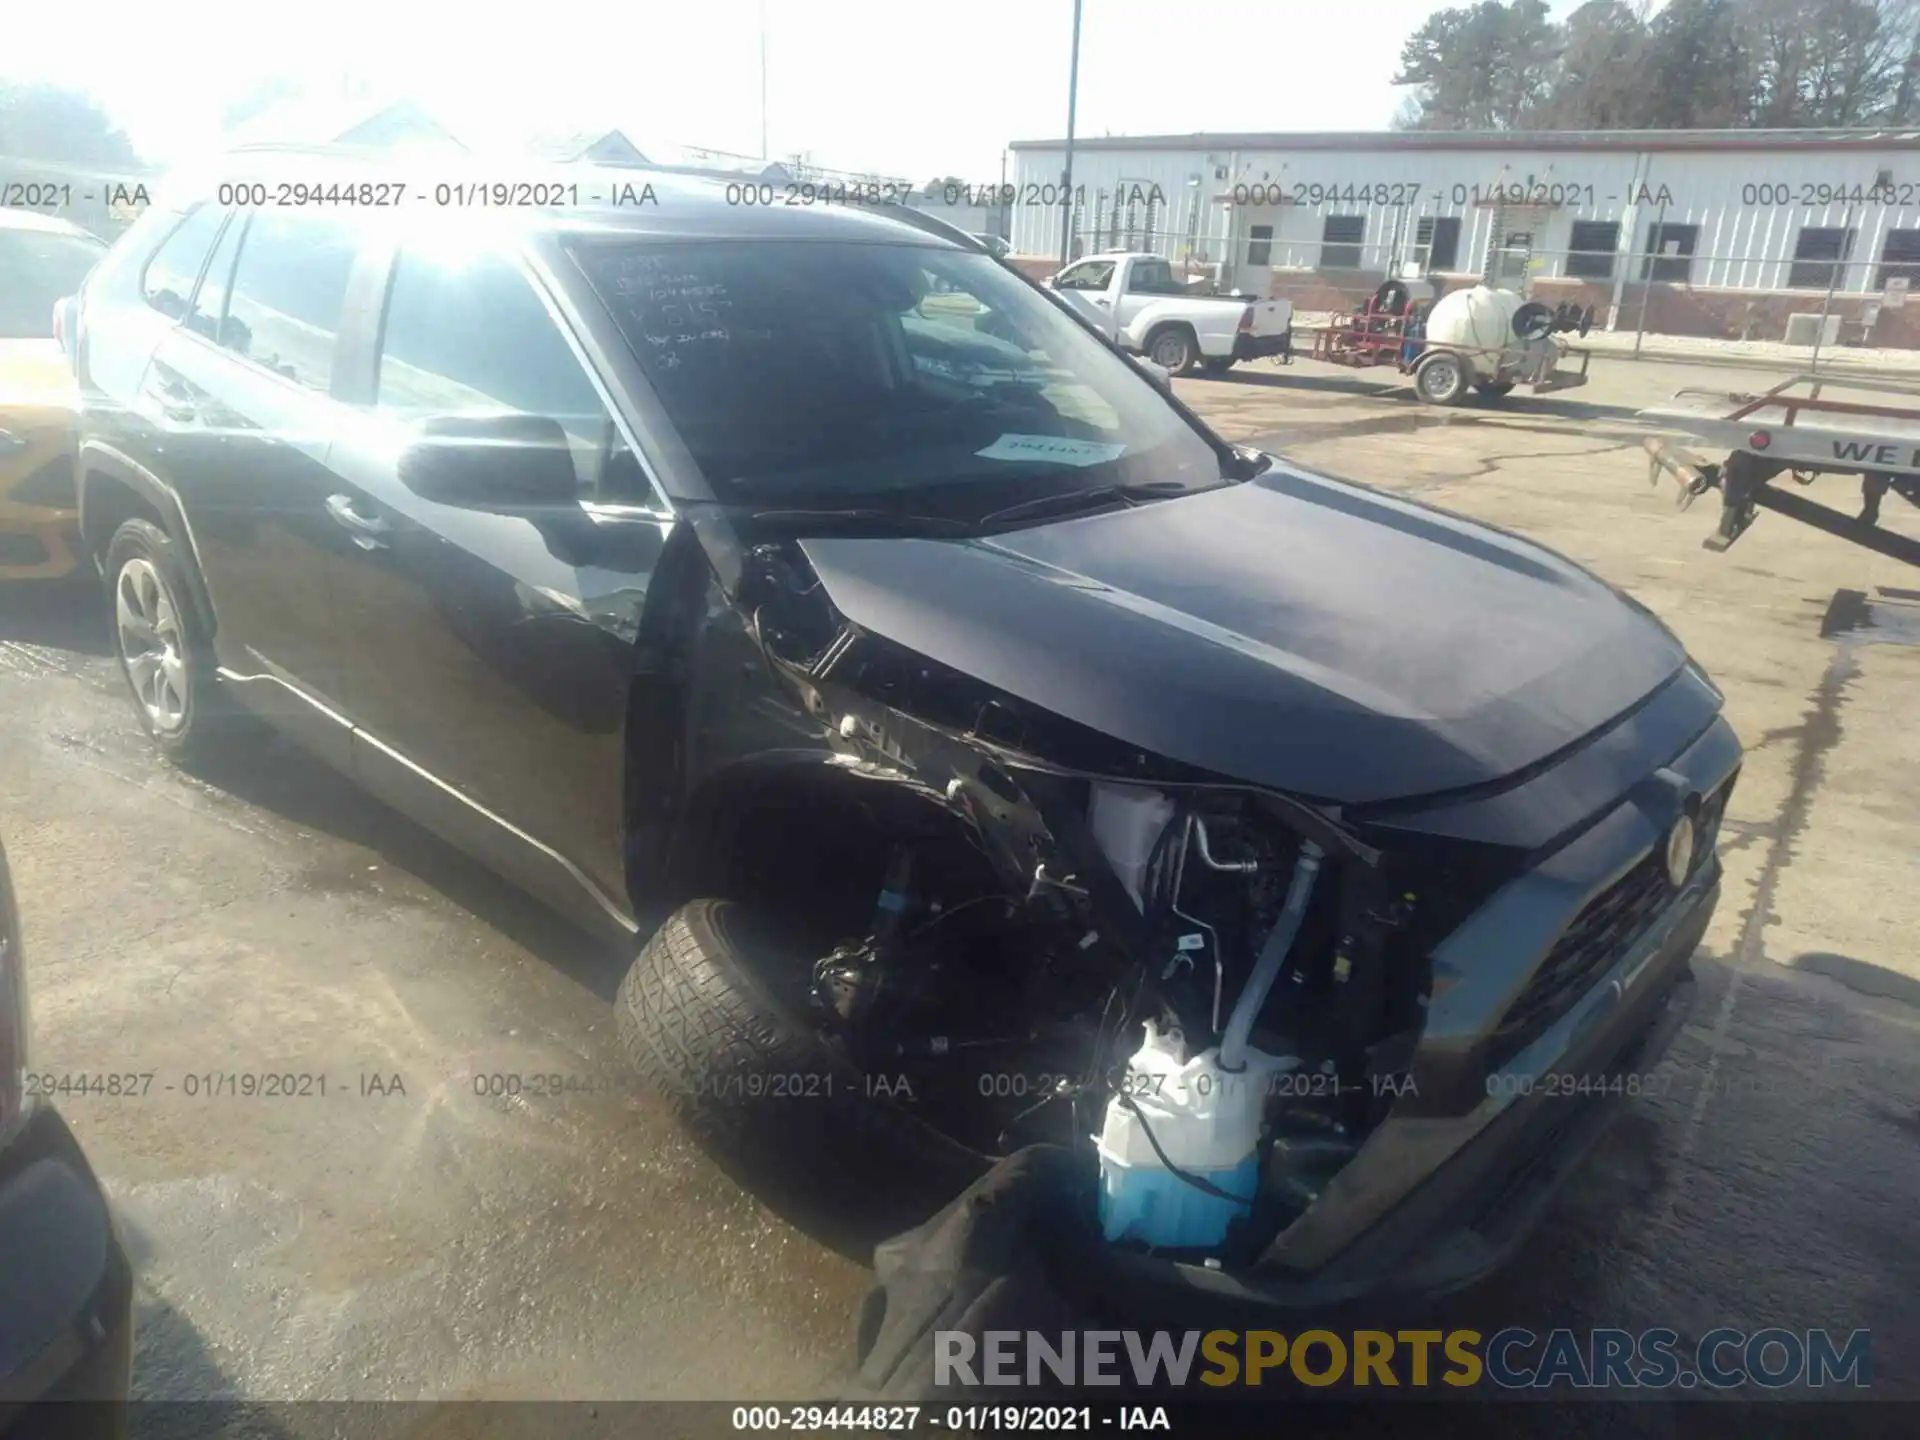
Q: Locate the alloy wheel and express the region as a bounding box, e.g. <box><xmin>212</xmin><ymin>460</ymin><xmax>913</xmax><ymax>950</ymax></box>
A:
<box><xmin>115</xmin><ymin>556</ymin><xmax>190</xmax><ymax>733</ymax></box>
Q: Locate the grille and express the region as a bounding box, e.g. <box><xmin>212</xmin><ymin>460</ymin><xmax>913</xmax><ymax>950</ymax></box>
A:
<box><xmin>1485</xmin><ymin>775</ymin><xmax>1735</xmax><ymax>1072</ymax></box>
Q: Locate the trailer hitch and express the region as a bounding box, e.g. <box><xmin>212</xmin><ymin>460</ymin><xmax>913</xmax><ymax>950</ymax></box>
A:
<box><xmin>1643</xmin><ymin>436</ymin><xmax>1720</xmax><ymax>512</ymax></box>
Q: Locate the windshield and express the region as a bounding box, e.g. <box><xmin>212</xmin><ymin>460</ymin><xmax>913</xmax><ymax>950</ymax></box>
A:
<box><xmin>566</xmin><ymin>238</ymin><xmax>1223</xmax><ymax>517</ymax></box>
<box><xmin>0</xmin><ymin>227</ymin><xmax>106</xmax><ymax>339</ymax></box>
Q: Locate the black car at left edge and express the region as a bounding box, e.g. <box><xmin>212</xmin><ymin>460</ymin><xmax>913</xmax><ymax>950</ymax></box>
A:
<box><xmin>0</xmin><ymin>831</ymin><xmax>134</xmax><ymax>1438</ymax></box>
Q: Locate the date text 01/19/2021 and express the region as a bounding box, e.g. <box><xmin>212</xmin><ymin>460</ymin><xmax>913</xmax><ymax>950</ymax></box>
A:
<box><xmin>941</xmin><ymin>183</ymin><xmax>1165</xmax><ymax>210</ymax></box>
<box><xmin>20</xmin><ymin>1071</ymin><xmax>407</xmax><ymax>1098</ymax></box>
<box><xmin>729</xmin><ymin>1405</ymin><xmax>1174</xmax><ymax>1432</ymax></box>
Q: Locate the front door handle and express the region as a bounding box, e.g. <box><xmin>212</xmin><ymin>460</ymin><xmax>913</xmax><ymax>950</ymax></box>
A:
<box><xmin>325</xmin><ymin>493</ymin><xmax>391</xmax><ymax>550</ymax></box>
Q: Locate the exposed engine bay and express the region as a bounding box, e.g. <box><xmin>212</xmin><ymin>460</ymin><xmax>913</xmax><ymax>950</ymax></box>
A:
<box><xmin>801</xmin><ymin>784</ymin><xmax>1447</xmax><ymax>1263</ymax></box>
<box><xmin>737</xmin><ymin>529</ymin><xmax>1460</xmax><ymax>1263</ymax></box>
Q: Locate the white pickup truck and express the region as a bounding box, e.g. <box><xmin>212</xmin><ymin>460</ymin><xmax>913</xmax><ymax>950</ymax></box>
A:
<box><xmin>1044</xmin><ymin>252</ymin><xmax>1292</xmax><ymax>377</ymax></box>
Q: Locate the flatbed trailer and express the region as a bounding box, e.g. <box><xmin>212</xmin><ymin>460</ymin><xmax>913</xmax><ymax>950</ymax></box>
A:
<box><xmin>1640</xmin><ymin>373</ymin><xmax>1920</xmax><ymax>567</ymax></box>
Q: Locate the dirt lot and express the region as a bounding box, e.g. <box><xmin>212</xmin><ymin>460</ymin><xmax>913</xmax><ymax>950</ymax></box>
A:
<box><xmin>1</xmin><ymin>351</ymin><xmax>1916</xmax><ymax>1425</ymax></box>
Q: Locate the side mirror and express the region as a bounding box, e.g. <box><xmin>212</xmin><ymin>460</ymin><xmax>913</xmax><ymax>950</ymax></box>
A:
<box><xmin>398</xmin><ymin>413</ymin><xmax>579</xmax><ymax>510</ymax></box>
<box><xmin>1044</xmin><ymin>274</ymin><xmax>1058</xmax><ymax>289</ymax></box>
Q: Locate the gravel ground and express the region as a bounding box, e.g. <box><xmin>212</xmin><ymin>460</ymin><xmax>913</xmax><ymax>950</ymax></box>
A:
<box><xmin>2</xmin><ymin>348</ymin><xmax>1915</xmax><ymax>1432</ymax></box>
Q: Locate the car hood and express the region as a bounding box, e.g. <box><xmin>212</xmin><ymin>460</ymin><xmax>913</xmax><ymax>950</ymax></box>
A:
<box><xmin>797</xmin><ymin>466</ymin><xmax>1689</xmax><ymax>806</ymax></box>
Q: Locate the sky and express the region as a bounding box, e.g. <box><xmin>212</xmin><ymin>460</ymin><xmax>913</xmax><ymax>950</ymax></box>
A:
<box><xmin>4</xmin><ymin>0</ymin><xmax>1593</xmax><ymax>179</ymax></box>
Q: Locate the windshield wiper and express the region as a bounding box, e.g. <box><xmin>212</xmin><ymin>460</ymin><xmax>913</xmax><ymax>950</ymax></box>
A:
<box><xmin>745</xmin><ymin>507</ymin><xmax>976</xmax><ymax>536</ymax></box>
<box><xmin>979</xmin><ymin>478</ymin><xmax>1192</xmax><ymax>529</ymax></box>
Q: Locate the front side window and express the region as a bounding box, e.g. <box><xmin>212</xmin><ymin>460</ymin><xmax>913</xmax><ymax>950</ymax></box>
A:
<box><xmin>0</xmin><ymin>227</ymin><xmax>106</xmax><ymax>338</ymax></box>
<box><xmin>567</xmin><ymin>238</ymin><xmax>1223</xmax><ymax>520</ymax></box>
<box><xmin>1055</xmin><ymin>259</ymin><xmax>1115</xmax><ymax>291</ymax></box>
<box><xmin>375</xmin><ymin>244</ymin><xmax>623</xmax><ymax>495</ymax></box>
<box><xmin>222</xmin><ymin>212</ymin><xmax>358</xmax><ymax>393</ymax></box>
<box><xmin>140</xmin><ymin>205</ymin><xmax>225</xmax><ymax>321</ymax></box>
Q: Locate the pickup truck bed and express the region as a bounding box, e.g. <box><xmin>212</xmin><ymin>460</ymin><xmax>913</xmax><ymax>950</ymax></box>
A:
<box><xmin>1044</xmin><ymin>252</ymin><xmax>1292</xmax><ymax>375</ymax></box>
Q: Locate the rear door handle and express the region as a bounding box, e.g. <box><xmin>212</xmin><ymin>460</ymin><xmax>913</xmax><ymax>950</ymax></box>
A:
<box><xmin>325</xmin><ymin>493</ymin><xmax>391</xmax><ymax>550</ymax></box>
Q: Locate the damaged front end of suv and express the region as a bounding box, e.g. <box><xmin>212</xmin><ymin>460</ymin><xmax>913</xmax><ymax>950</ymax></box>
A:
<box><xmin>623</xmin><ymin>470</ymin><xmax>1741</xmax><ymax>1304</ymax></box>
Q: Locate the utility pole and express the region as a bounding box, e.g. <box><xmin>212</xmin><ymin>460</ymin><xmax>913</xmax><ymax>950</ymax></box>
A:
<box><xmin>999</xmin><ymin>147</ymin><xmax>1009</xmax><ymax>241</ymax></box>
<box><xmin>1058</xmin><ymin>0</ymin><xmax>1084</xmax><ymax>266</ymax></box>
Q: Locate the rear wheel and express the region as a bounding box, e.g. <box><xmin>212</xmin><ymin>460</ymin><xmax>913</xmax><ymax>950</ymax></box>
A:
<box><xmin>104</xmin><ymin>518</ymin><xmax>231</xmax><ymax>762</ymax></box>
<box><xmin>1414</xmin><ymin>351</ymin><xmax>1469</xmax><ymax>406</ymax></box>
<box><xmin>1146</xmin><ymin>325</ymin><xmax>1199</xmax><ymax>375</ymax></box>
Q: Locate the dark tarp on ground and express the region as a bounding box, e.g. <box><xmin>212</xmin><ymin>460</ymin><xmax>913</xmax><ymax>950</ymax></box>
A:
<box><xmin>842</xmin><ymin>1145</ymin><xmax>1120</xmax><ymax>1404</ymax></box>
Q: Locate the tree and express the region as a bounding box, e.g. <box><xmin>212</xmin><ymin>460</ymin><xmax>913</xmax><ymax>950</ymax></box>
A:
<box><xmin>0</xmin><ymin>82</ymin><xmax>140</xmax><ymax>166</ymax></box>
<box><xmin>1639</xmin><ymin>0</ymin><xmax>1758</xmax><ymax>126</ymax></box>
<box><xmin>1391</xmin><ymin>0</ymin><xmax>1920</xmax><ymax>129</ymax></box>
<box><xmin>1762</xmin><ymin>0</ymin><xmax>1917</xmax><ymax>124</ymax></box>
<box><xmin>1394</xmin><ymin>1</ymin><xmax>1561</xmax><ymax>129</ymax></box>
<box><xmin>1534</xmin><ymin>1</ymin><xmax>1652</xmax><ymax>129</ymax></box>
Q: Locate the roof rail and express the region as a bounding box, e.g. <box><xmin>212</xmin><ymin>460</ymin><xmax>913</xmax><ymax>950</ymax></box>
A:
<box><xmin>870</xmin><ymin>200</ymin><xmax>989</xmax><ymax>253</ymax></box>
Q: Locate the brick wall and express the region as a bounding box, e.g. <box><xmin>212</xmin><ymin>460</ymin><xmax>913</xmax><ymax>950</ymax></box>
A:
<box><xmin>1261</xmin><ymin>270</ymin><xmax>1489</xmax><ymax>314</ymax></box>
<box><xmin>1507</xmin><ymin>277</ymin><xmax>1920</xmax><ymax>348</ymax></box>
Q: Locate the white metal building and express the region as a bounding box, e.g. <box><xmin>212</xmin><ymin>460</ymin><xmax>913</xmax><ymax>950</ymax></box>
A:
<box><xmin>1005</xmin><ymin>130</ymin><xmax>1920</xmax><ymax>341</ymax></box>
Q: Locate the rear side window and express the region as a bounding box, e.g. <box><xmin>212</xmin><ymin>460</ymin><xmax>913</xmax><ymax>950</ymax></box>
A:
<box><xmin>221</xmin><ymin>213</ymin><xmax>358</xmax><ymax>393</ymax></box>
<box><xmin>375</xmin><ymin>246</ymin><xmax>619</xmax><ymax>493</ymax></box>
<box><xmin>141</xmin><ymin>205</ymin><xmax>225</xmax><ymax>320</ymax></box>
<box><xmin>1125</xmin><ymin>259</ymin><xmax>1184</xmax><ymax>294</ymax></box>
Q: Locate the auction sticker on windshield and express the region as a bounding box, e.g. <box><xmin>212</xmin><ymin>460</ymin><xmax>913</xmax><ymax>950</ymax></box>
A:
<box><xmin>977</xmin><ymin>434</ymin><xmax>1127</xmax><ymax>466</ymax></box>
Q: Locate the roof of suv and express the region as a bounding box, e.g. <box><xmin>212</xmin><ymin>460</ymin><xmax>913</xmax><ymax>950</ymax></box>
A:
<box><xmin>181</xmin><ymin>146</ymin><xmax>976</xmax><ymax>249</ymax></box>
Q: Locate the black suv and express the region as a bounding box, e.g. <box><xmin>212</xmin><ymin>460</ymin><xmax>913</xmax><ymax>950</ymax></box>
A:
<box><xmin>70</xmin><ymin>150</ymin><xmax>1739</xmax><ymax>1306</ymax></box>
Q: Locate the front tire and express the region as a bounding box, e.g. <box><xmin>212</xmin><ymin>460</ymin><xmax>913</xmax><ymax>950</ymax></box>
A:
<box><xmin>104</xmin><ymin>518</ymin><xmax>229</xmax><ymax>761</ymax></box>
<box><xmin>1146</xmin><ymin>325</ymin><xmax>1199</xmax><ymax>375</ymax></box>
<box><xmin>617</xmin><ymin>899</ymin><xmax>985</xmax><ymax>1214</ymax></box>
